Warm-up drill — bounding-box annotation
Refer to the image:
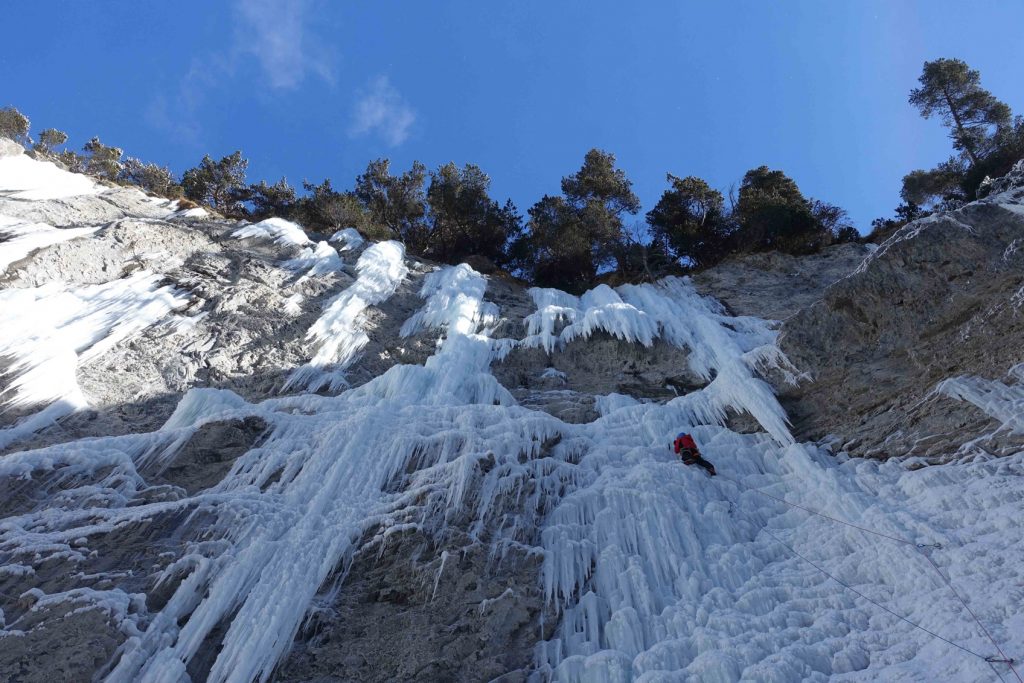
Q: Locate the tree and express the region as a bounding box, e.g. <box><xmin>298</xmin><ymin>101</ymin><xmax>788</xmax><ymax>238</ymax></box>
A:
<box><xmin>56</xmin><ymin>150</ymin><xmax>87</xmax><ymax>173</ymax></box>
<box><xmin>909</xmin><ymin>58</ymin><xmax>1012</xmax><ymax>166</ymax></box>
<box><xmin>735</xmin><ymin>166</ymin><xmax>821</xmax><ymax>253</ymax></box>
<box><xmin>121</xmin><ymin>157</ymin><xmax>181</xmax><ymax>197</ymax></box>
<box><xmin>810</xmin><ymin>199</ymin><xmax>857</xmax><ymax>242</ymax></box>
<box><xmin>246</xmin><ymin>177</ymin><xmax>296</xmax><ymax>220</ymax></box>
<box><xmin>82</xmin><ymin>136</ymin><xmax>123</xmax><ymax>180</ymax></box>
<box><xmin>868</xmin><ymin>202</ymin><xmax>925</xmax><ymax>244</ymax></box>
<box><xmin>181</xmin><ymin>151</ymin><xmax>248</xmax><ymax>216</ymax></box>
<box><xmin>510</xmin><ymin>149</ymin><xmax>639</xmax><ymax>291</ymax></box>
<box><xmin>511</xmin><ymin>195</ymin><xmax>594</xmax><ymax>292</ymax></box>
<box><xmin>33</xmin><ymin>128</ymin><xmax>68</xmax><ymax>156</ymax></box>
<box><xmin>646</xmin><ymin>174</ymin><xmax>731</xmax><ymax>268</ymax></box>
<box><xmin>900</xmin><ymin>162</ymin><xmax>964</xmax><ymax>208</ymax></box>
<box><xmin>354</xmin><ymin>159</ymin><xmax>428</xmax><ymax>250</ymax></box>
<box><xmin>425</xmin><ymin>162</ymin><xmax>521</xmax><ymax>266</ymax></box>
<box><xmin>904</xmin><ymin>58</ymin><xmax>1021</xmax><ymax>205</ymax></box>
<box><xmin>293</xmin><ymin>179</ymin><xmax>389</xmax><ymax>239</ymax></box>
<box><xmin>0</xmin><ymin>106</ymin><xmax>30</xmax><ymax>145</ymax></box>
<box><xmin>614</xmin><ymin>223</ymin><xmax>676</xmax><ymax>283</ymax></box>
<box><xmin>561</xmin><ymin>148</ymin><xmax>641</xmax><ymax>272</ymax></box>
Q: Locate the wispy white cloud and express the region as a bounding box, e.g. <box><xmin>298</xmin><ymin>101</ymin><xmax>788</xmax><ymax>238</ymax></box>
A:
<box><xmin>233</xmin><ymin>0</ymin><xmax>334</xmax><ymax>89</ymax></box>
<box><xmin>145</xmin><ymin>58</ymin><xmax>226</xmax><ymax>145</ymax></box>
<box><xmin>349</xmin><ymin>76</ymin><xmax>417</xmax><ymax>147</ymax></box>
<box><xmin>147</xmin><ymin>0</ymin><xmax>332</xmax><ymax>142</ymax></box>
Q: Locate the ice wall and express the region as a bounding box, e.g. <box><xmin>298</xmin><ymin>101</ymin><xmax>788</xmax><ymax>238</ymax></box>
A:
<box><xmin>2</xmin><ymin>148</ymin><xmax>1021</xmax><ymax>683</ymax></box>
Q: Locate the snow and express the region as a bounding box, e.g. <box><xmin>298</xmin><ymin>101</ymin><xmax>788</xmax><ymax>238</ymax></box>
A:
<box><xmin>2</xmin><ymin>155</ymin><xmax>1022</xmax><ymax>683</ymax></box>
<box><xmin>232</xmin><ymin>217</ymin><xmax>311</xmax><ymax>247</ymax></box>
<box><xmin>0</xmin><ymin>272</ymin><xmax>189</xmax><ymax>449</ymax></box>
<box><xmin>173</xmin><ymin>206</ymin><xmax>208</xmax><ymax>219</ymax></box>
<box><xmin>284</xmin><ymin>241</ymin><xmax>408</xmax><ymax>392</ymax></box>
<box><xmin>0</xmin><ymin>151</ymin><xmax>103</xmax><ymax>200</ymax></box>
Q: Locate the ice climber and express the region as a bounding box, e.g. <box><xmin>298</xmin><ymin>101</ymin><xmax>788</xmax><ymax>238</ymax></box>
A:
<box><xmin>673</xmin><ymin>432</ymin><xmax>716</xmax><ymax>476</ymax></box>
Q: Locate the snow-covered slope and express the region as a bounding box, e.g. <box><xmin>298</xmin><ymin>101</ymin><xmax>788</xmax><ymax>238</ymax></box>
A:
<box><xmin>1</xmin><ymin>143</ymin><xmax>1023</xmax><ymax>683</ymax></box>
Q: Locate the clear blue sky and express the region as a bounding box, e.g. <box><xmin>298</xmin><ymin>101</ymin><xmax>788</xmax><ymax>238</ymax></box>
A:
<box><xmin>4</xmin><ymin>1</ymin><xmax>1023</xmax><ymax>232</ymax></box>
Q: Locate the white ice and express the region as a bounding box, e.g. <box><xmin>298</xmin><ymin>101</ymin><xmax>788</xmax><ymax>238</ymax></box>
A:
<box><xmin>284</xmin><ymin>241</ymin><xmax>408</xmax><ymax>392</ymax></box>
<box><xmin>284</xmin><ymin>240</ymin><xmax>343</xmax><ymax>281</ymax></box>
<box><xmin>329</xmin><ymin>227</ymin><xmax>365</xmax><ymax>252</ymax></box>
<box><xmin>232</xmin><ymin>217</ymin><xmax>312</xmax><ymax>247</ymax></box>
<box><xmin>936</xmin><ymin>365</ymin><xmax>1024</xmax><ymax>435</ymax></box>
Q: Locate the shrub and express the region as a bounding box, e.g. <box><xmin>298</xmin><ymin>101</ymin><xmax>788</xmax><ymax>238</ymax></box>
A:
<box><xmin>0</xmin><ymin>106</ymin><xmax>30</xmax><ymax>145</ymax></box>
<box><xmin>33</xmin><ymin>128</ymin><xmax>68</xmax><ymax>156</ymax></box>
<box><xmin>82</xmin><ymin>136</ymin><xmax>124</xmax><ymax>180</ymax></box>
<box><xmin>181</xmin><ymin>151</ymin><xmax>248</xmax><ymax>216</ymax></box>
<box><xmin>121</xmin><ymin>157</ymin><xmax>180</xmax><ymax>196</ymax></box>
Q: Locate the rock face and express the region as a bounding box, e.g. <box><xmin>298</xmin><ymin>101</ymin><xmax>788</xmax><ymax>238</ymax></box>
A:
<box><xmin>779</xmin><ymin>164</ymin><xmax>1024</xmax><ymax>458</ymax></box>
<box><xmin>692</xmin><ymin>242</ymin><xmax>874</xmax><ymax>321</ymax></box>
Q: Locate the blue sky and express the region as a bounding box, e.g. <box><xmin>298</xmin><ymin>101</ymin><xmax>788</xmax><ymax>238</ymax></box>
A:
<box><xmin>4</xmin><ymin>1</ymin><xmax>1023</xmax><ymax>231</ymax></box>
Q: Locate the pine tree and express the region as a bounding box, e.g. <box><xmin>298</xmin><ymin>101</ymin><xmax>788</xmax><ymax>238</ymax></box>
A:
<box><xmin>121</xmin><ymin>157</ymin><xmax>180</xmax><ymax>196</ymax></box>
<box><xmin>246</xmin><ymin>178</ymin><xmax>297</xmax><ymax>220</ymax></box>
<box><xmin>354</xmin><ymin>159</ymin><xmax>428</xmax><ymax>251</ymax></box>
<box><xmin>0</xmin><ymin>106</ymin><xmax>31</xmax><ymax>145</ymax></box>
<box><xmin>903</xmin><ymin>58</ymin><xmax>1023</xmax><ymax>205</ymax></box>
<box><xmin>646</xmin><ymin>174</ymin><xmax>730</xmax><ymax>269</ymax></box>
<box><xmin>735</xmin><ymin>166</ymin><xmax>818</xmax><ymax>253</ymax></box>
<box><xmin>33</xmin><ymin>128</ymin><xmax>68</xmax><ymax>156</ymax></box>
<box><xmin>909</xmin><ymin>58</ymin><xmax>1012</xmax><ymax>166</ymax></box>
<box><xmin>425</xmin><ymin>162</ymin><xmax>521</xmax><ymax>267</ymax></box>
<box><xmin>181</xmin><ymin>151</ymin><xmax>248</xmax><ymax>215</ymax></box>
<box><xmin>82</xmin><ymin>137</ymin><xmax>124</xmax><ymax>180</ymax></box>
<box><xmin>511</xmin><ymin>149</ymin><xmax>639</xmax><ymax>292</ymax></box>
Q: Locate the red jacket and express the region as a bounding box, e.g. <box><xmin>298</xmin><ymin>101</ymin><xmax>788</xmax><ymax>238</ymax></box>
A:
<box><xmin>674</xmin><ymin>433</ymin><xmax>698</xmax><ymax>454</ymax></box>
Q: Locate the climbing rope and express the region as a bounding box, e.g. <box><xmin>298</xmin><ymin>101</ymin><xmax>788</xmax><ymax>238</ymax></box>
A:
<box><xmin>716</xmin><ymin>473</ymin><xmax>1022</xmax><ymax>682</ymax></box>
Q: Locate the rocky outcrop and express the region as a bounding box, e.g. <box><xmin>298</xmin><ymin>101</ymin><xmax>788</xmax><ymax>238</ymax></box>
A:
<box><xmin>779</xmin><ymin>161</ymin><xmax>1024</xmax><ymax>458</ymax></box>
<box><xmin>693</xmin><ymin>242</ymin><xmax>874</xmax><ymax>321</ymax></box>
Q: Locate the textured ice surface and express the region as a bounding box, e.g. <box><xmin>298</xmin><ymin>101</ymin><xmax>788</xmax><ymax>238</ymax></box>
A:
<box><xmin>936</xmin><ymin>365</ymin><xmax>1024</xmax><ymax>435</ymax></box>
<box><xmin>3</xmin><ymin>271</ymin><xmax>1019</xmax><ymax>683</ymax></box>
<box><xmin>329</xmin><ymin>227</ymin><xmax>365</xmax><ymax>252</ymax></box>
<box><xmin>283</xmin><ymin>240</ymin><xmax>343</xmax><ymax>281</ymax></box>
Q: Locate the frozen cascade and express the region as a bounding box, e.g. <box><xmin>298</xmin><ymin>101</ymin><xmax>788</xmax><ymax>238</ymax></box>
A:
<box><xmin>0</xmin><ymin>207</ymin><xmax>1020</xmax><ymax>683</ymax></box>
<box><xmin>0</xmin><ymin>263</ymin><xmax>562</xmax><ymax>683</ymax></box>
<box><xmin>935</xmin><ymin>365</ymin><xmax>1024</xmax><ymax>436</ymax></box>
<box><xmin>283</xmin><ymin>240</ymin><xmax>343</xmax><ymax>282</ymax></box>
<box><xmin>283</xmin><ymin>240</ymin><xmax>408</xmax><ymax>393</ymax></box>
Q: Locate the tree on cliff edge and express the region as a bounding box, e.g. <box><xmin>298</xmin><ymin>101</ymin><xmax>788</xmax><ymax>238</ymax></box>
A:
<box><xmin>903</xmin><ymin>58</ymin><xmax>1023</xmax><ymax>207</ymax></box>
